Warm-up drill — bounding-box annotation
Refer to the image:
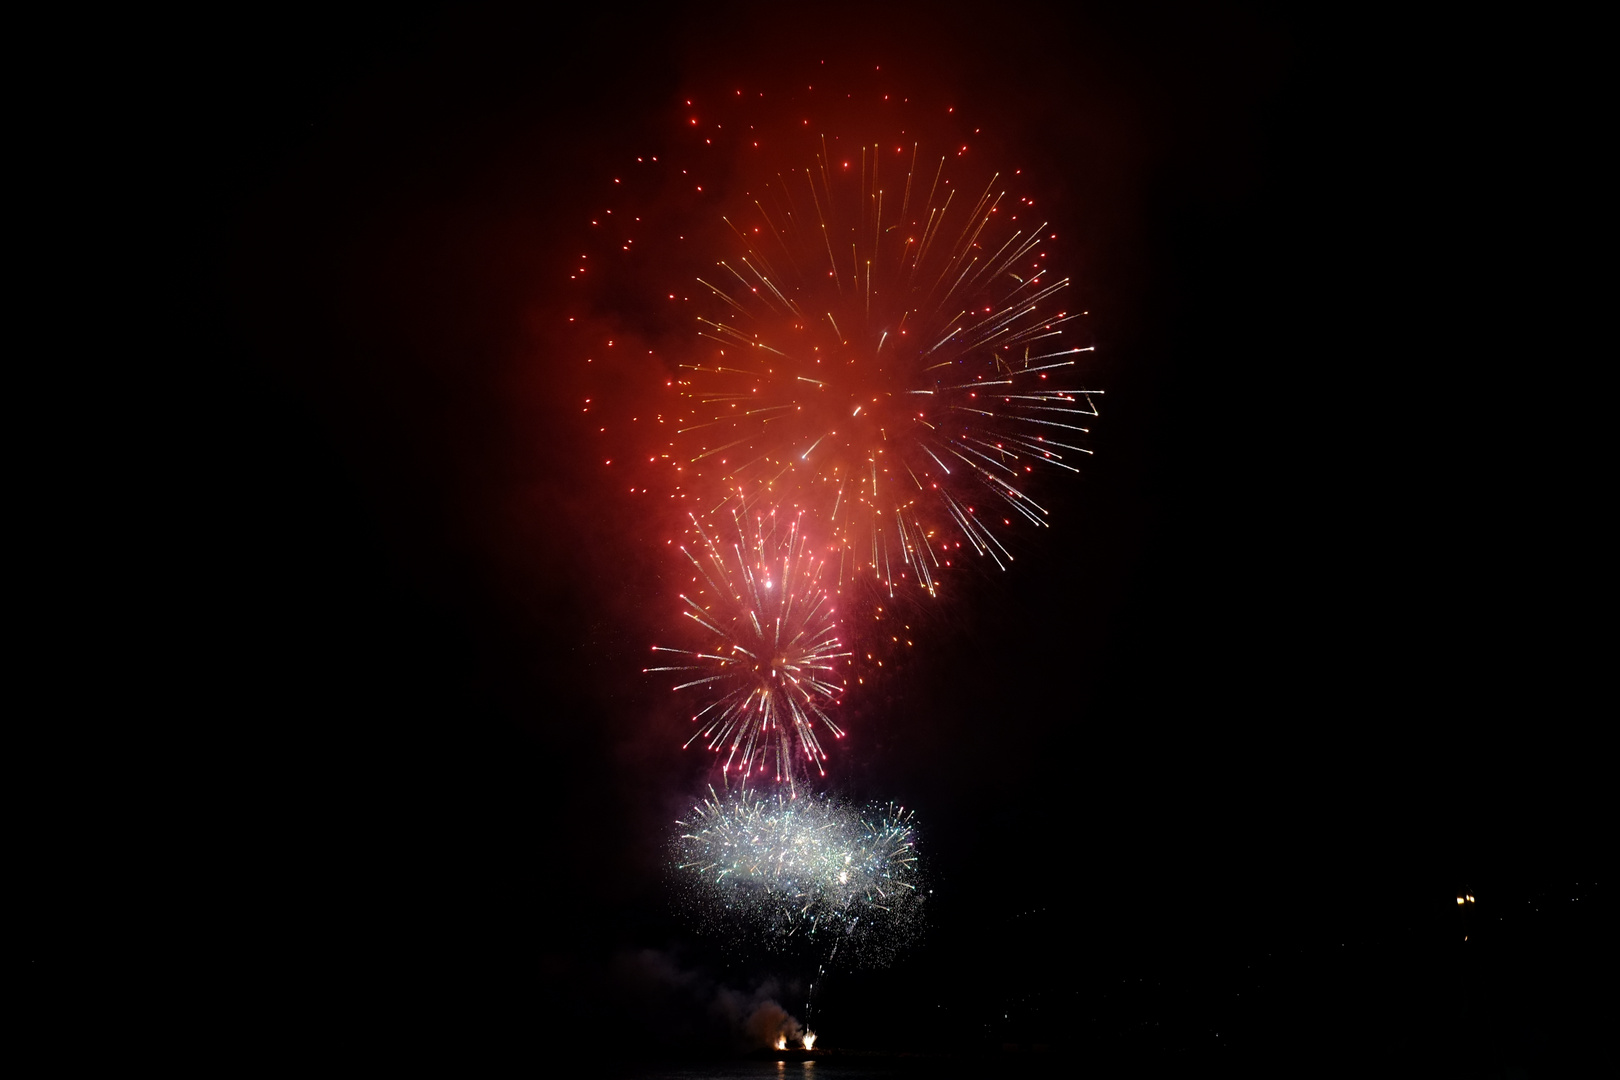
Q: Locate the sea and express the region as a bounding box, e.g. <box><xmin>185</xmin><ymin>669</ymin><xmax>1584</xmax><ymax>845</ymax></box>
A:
<box><xmin>609</xmin><ymin>1053</ymin><xmax>1114</xmax><ymax>1079</ymax></box>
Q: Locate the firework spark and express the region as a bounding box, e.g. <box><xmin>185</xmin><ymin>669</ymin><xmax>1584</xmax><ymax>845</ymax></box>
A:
<box><xmin>646</xmin><ymin>505</ymin><xmax>850</xmax><ymax>791</ymax></box>
<box><xmin>672</xmin><ymin>787</ymin><xmax>926</xmax><ymax>965</ymax></box>
<box><xmin>671</xmin><ymin>139</ymin><xmax>1100</xmax><ymax>598</ymax></box>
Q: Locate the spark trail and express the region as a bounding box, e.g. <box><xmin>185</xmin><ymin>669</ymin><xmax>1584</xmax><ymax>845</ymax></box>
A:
<box><xmin>672</xmin><ymin>139</ymin><xmax>1101</xmax><ymax>599</ymax></box>
<box><xmin>647</xmin><ymin>505</ymin><xmax>851</xmax><ymax>793</ymax></box>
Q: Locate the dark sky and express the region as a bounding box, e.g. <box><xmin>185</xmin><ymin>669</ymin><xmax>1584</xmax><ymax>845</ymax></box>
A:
<box><xmin>89</xmin><ymin>1</ymin><xmax>1598</xmax><ymax>1070</ymax></box>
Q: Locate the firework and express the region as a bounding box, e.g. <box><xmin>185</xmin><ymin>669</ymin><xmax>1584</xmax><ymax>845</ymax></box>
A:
<box><xmin>671</xmin><ymin>139</ymin><xmax>1100</xmax><ymax>598</ymax></box>
<box><xmin>646</xmin><ymin>505</ymin><xmax>850</xmax><ymax>791</ymax></box>
<box><xmin>671</xmin><ymin>786</ymin><xmax>926</xmax><ymax>966</ymax></box>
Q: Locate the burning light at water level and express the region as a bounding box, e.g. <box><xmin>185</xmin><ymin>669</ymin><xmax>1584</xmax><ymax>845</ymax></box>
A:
<box><xmin>802</xmin><ymin>1031</ymin><xmax>817</xmax><ymax>1050</ymax></box>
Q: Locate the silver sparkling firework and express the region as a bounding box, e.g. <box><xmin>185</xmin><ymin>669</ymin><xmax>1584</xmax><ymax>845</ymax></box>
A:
<box><xmin>672</xmin><ymin>787</ymin><xmax>925</xmax><ymax>966</ymax></box>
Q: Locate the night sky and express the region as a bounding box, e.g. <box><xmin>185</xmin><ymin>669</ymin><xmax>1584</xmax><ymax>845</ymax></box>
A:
<box><xmin>67</xmin><ymin>2</ymin><xmax>1599</xmax><ymax>1073</ymax></box>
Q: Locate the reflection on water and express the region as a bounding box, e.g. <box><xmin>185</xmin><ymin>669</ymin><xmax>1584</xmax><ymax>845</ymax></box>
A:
<box><xmin>617</xmin><ymin>1056</ymin><xmax>1068</xmax><ymax>1080</ymax></box>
